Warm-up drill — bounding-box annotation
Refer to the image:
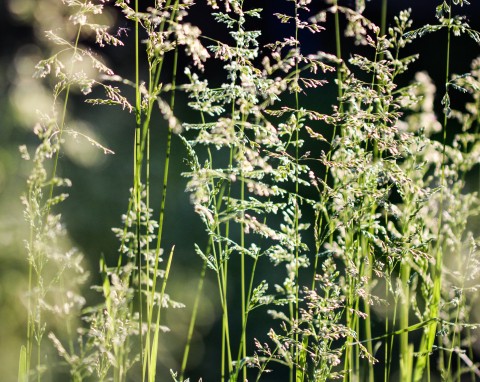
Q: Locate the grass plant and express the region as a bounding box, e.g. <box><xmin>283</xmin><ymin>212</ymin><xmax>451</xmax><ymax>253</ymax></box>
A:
<box><xmin>16</xmin><ymin>0</ymin><xmax>480</xmax><ymax>381</ymax></box>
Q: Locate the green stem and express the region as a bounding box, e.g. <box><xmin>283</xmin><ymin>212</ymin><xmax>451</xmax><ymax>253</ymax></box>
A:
<box><xmin>143</xmin><ymin>128</ymin><xmax>151</xmax><ymax>381</ymax></box>
<box><xmin>179</xmin><ymin>261</ymin><xmax>207</xmax><ymax>381</ymax></box>
<box><xmin>334</xmin><ymin>0</ymin><xmax>344</xmax><ymax>113</ymax></box>
<box><xmin>293</xmin><ymin>2</ymin><xmax>301</xmax><ymax>381</ymax></box>
<box><xmin>380</xmin><ymin>0</ymin><xmax>388</xmax><ymax>62</ymax></box>
<box><xmin>233</xmin><ymin>207</ymin><xmax>265</xmax><ymax>380</ymax></box>
<box><xmin>240</xmin><ymin>118</ymin><xmax>247</xmax><ymax>382</ymax></box>
<box><xmin>132</xmin><ymin>1</ymin><xmax>146</xmax><ymax>377</ymax></box>
<box><xmin>413</xmin><ymin>2</ymin><xmax>452</xmax><ymax>380</ymax></box>
<box><xmin>312</xmin><ymin>0</ymin><xmax>343</xmax><ymax>288</ymax></box>
<box><xmin>343</xmin><ymin>230</ymin><xmax>355</xmax><ymax>382</ymax></box>
<box><xmin>311</xmin><ymin>0</ymin><xmax>343</xmax><ymax>294</ymax></box>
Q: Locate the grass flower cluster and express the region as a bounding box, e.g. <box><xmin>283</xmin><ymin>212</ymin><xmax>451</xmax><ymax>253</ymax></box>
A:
<box><xmin>17</xmin><ymin>0</ymin><xmax>480</xmax><ymax>381</ymax></box>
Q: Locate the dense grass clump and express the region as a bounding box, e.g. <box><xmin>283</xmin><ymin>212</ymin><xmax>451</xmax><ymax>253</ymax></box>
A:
<box><xmin>15</xmin><ymin>0</ymin><xmax>480</xmax><ymax>381</ymax></box>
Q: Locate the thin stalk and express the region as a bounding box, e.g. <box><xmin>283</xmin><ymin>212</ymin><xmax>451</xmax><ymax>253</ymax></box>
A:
<box><xmin>134</xmin><ymin>124</ymin><xmax>144</xmax><ymax>376</ymax></box>
<box><xmin>146</xmin><ymin>40</ymin><xmax>180</xmax><ymax>379</ymax></box>
<box><xmin>26</xmin><ymin>234</ymin><xmax>32</xmax><ymax>381</ymax></box>
<box><xmin>413</xmin><ymin>2</ymin><xmax>452</xmax><ymax>380</ymax></box>
<box><xmin>354</xmin><ymin>295</ymin><xmax>360</xmax><ymax>378</ymax></box>
<box><xmin>385</xmin><ymin>280</ymin><xmax>399</xmax><ymax>382</ymax></box>
<box><xmin>229</xmin><ymin>8</ymin><xmax>247</xmax><ymax>380</ymax></box>
<box><xmin>206</xmin><ymin>144</ymin><xmax>234</xmax><ymax>382</ymax></box>
<box><xmin>219</xmin><ymin>254</ymin><xmax>227</xmax><ymax>382</ymax></box>
<box><xmin>142</xmin><ymin>126</ymin><xmax>152</xmax><ymax>382</ymax></box>
<box><xmin>215</xmin><ymin>232</ymin><xmax>233</xmax><ymax>382</ymax></box>
<box><xmin>362</xmin><ymin>237</ymin><xmax>374</xmax><ymax>382</ymax></box>
<box><xmin>380</xmin><ymin>181</ymin><xmax>398</xmax><ymax>382</ymax></box>
<box><xmin>400</xmin><ymin>256</ymin><xmax>413</xmax><ymax>382</ymax></box>
<box><xmin>312</xmin><ymin>0</ymin><xmax>344</xmax><ymax>287</ymax></box>
<box><xmin>293</xmin><ymin>2</ymin><xmax>301</xmax><ymax>382</ymax></box>
<box><xmin>150</xmin><ymin>46</ymin><xmax>179</xmax><ymax>320</ymax></box>
<box><xmin>352</xmin><ymin>318</ymin><xmax>439</xmax><ymax>345</ymax></box>
<box><xmin>380</xmin><ymin>0</ymin><xmax>388</xmax><ymax>61</ymax></box>
<box><xmin>334</xmin><ymin>0</ymin><xmax>344</xmax><ymax>113</ymax></box>
<box><xmin>179</xmin><ymin>261</ymin><xmax>207</xmax><ymax>381</ymax></box>
<box><xmin>240</xmin><ymin>114</ymin><xmax>247</xmax><ymax>382</ymax></box>
<box><xmin>180</xmin><ymin>169</ymin><xmax>228</xmax><ymax>380</ymax></box>
<box><xmin>222</xmin><ymin>145</ymin><xmax>234</xmax><ymax>378</ymax></box>
<box><xmin>217</xmin><ymin>36</ymin><xmax>242</xmax><ymax>377</ymax></box>
<box><xmin>398</xmin><ymin>170</ymin><xmax>417</xmax><ymax>382</ymax></box>
<box><xmin>147</xmin><ymin>246</ymin><xmax>175</xmax><ymax>382</ymax></box>
<box><xmin>132</xmin><ymin>1</ymin><xmax>146</xmax><ymax>376</ymax></box>
<box><xmin>233</xmin><ymin>206</ymin><xmax>267</xmax><ymax>381</ymax></box>
<box><xmin>343</xmin><ymin>230</ymin><xmax>356</xmax><ymax>382</ymax></box>
<box><xmin>362</xmin><ymin>29</ymin><xmax>386</xmax><ymax>379</ymax></box>
<box><xmin>445</xmin><ymin>267</ymin><xmax>467</xmax><ymax>380</ymax></box>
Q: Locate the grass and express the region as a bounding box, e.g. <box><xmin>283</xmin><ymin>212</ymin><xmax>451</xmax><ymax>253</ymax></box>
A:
<box><xmin>15</xmin><ymin>0</ymin><xmax>480</xmax><ymax>381</ymax></box>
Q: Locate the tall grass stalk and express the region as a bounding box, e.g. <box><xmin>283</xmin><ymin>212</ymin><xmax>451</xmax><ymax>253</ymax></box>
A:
<box><xmin>413</xmin><ymin>1</ymin><xmax>451</xmax><ymax>380</ymax></box>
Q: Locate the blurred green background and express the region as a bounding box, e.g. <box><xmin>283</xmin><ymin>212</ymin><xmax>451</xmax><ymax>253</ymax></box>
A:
<box><xmin>1</xmin><ymin>0</ymin><xmax>479</xmax><ymax>381</ymax></box>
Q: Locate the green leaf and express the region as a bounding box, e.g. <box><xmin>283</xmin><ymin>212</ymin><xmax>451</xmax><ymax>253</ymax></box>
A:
<box><xmin>148</xmin><ymin>328</ymin><xmax>159</xmax><ymax>382</ymax></box>
<box><xmin>100</xmin><ymin>256</ymin><xmax>111</xmax><ymax>313</ymax></box>
<box><xmin>296</xmin><ymin>336</ymin><xmax>309</xmax><ymax>382</ymax></box>
<box><xmin>18</xmin><ymin>346</ymin><xmax>27</xmax><ymax>382</ymax></box>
